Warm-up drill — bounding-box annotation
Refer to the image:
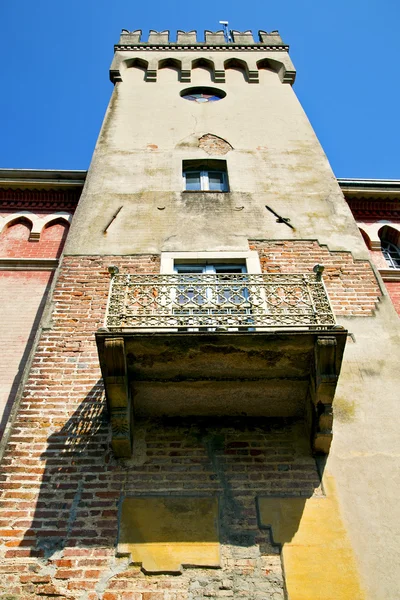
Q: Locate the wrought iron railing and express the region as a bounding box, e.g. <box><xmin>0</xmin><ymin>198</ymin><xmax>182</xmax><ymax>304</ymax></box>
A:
<box><xmin>104</xmin><ymin>266</ymin><xmax>336</xmax><ymax>331</ymax></box>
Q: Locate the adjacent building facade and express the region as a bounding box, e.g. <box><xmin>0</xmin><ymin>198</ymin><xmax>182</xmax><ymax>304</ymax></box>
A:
<box><xmin>0</xmin><ymin>29</ymin><xmax>399</xmax><ymax>600</ymax></box>
<box><xmin>0</xmin><ymin>170</ymin><xmax>84</xmax><ymax>439</ymax></box>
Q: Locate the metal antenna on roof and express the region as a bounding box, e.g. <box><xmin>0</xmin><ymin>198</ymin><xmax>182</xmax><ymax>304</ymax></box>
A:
<box><xmin>219</xmin><ymin>21</ymin><xmax>231</xmax><ymax>43</ymax></box>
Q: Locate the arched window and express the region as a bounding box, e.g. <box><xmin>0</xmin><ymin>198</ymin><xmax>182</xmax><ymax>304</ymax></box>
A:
<box><xmin>378</xmin><ymin>225</ymin><xmax>400</xmax><ymax>269</ymax></box>
<box><xmin>381</xmin><ymin>240</ymin><xmax>400</xmax><ymax>269</ymax></box>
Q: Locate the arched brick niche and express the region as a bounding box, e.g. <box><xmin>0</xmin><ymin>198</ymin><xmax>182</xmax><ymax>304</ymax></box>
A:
<box><xmin>0</xmin><ymin>217</ymin><xmax>32</xmax><ymax>257</ymax></box>
<box><xmin>40</xmin><ymin>219</ymin><xmax>70</xmax><ymax>258</ymax></box>
<box><xmin>0</xmin><ymin>211</ymin><xmax>72</xmax><ymax>259</ymax></box>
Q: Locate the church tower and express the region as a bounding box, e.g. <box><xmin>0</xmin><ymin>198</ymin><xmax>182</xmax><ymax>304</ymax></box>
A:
<box><xmin>1</xmin><ymin>28</ymin><xmax>399</xmax><ymax>600</ymax></box>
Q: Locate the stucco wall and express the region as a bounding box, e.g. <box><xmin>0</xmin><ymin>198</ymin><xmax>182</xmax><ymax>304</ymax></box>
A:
<box><xmin>329</xmin><ymin>307</ymin><xmax>400</xmax><ymax>600</ymax></box>
<box><xmin>65</xmin><ymin>57</ymin><xmax>365</xmax><ymax>258</ymax></box>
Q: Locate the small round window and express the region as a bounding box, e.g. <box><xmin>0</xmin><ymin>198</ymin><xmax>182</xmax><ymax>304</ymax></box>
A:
<box><xmin>180</xmin><ymin>87</ymin><xmax>226</xmax><ymax>103</ymax></box>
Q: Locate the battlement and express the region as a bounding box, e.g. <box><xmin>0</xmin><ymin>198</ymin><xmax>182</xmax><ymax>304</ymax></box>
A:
<box><xmin>116</xmin><ymin>29</ymin><xmax>287</xmax><ymax>48</ymax></box>
<box><xmin>110</xmin><ymin>28</ymin><xmax>295</xmax><ymax>86</ymax></box>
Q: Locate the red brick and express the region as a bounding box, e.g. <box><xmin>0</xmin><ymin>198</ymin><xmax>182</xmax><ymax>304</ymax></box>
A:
<box><xmin>55</xmin><ymin>569</ymin><xmax>83</xmax><ymax>579</ymax></box>
<box><xmin>20</xmin><ymin>574</ymin><xmax>51</xmax><ymax>584</ymax></box>
<box><xmin>250</xmin><ymin>239</ymin><xmax>381</xmax><ymax>315</ymax></box>
<box><xmin>54</xmin><ymin>559</ymin><xmax>73</xmax><ymax>567</ymax></box>
<box><xmin>67</xmin><ymin>580</ymin><xmax>97</xmax><ymax>590</ymax></box>
<box><xmin>0</xmin><ymin>254</ymin><xmax>321</xmax><ymax>596</ymax></box>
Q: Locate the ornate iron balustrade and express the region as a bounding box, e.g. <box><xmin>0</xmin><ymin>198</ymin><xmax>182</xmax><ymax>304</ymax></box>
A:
<box><xmin>105</xmin><ymin>267</ymin><xmax>336</xmax><ymax>331</ymax></box>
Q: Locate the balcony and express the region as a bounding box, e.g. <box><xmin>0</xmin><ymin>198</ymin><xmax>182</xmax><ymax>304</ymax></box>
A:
<box><xmin>96</xmin><ymin>267</ymin><xmax>347</xmax><ymax>458</ymax></box>
<box><xmin>104</xmin><ymin>269</ymin><xmax>336</xmax><ymax>331</ymax></box>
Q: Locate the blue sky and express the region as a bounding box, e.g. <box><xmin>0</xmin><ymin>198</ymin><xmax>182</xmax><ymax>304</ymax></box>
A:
<box><xmin>1</xmin><ymin>0</ymin><xmax>399</xmax><ymax>178</ymax></box>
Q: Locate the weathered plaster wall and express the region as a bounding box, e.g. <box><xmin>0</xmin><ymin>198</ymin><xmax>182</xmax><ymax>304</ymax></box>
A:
<box><xmin>253</xmin><ymin>238</ymin><xmax>400</xmax><ymax>597</ymax></box>
<box><xmin>65</xmin><ymin>59</ymin><xmax>365</xmax><ymax>257</ymax></box>
<box><xmin>327</xmin><ymin>306</ymin><xmax>400</xmax><ymax>600</ymax></box>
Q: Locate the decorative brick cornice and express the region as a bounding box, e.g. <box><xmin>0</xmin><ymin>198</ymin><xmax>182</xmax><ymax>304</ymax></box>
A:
<box><xmin>346</xmin><ymin>198</ymin><xmax>400</xmax><ymax>219</ymax></box>
<box><xmin>0</xmin><ymin>188</ymin><xmax>81</xmax><ymax>211</ymax></box>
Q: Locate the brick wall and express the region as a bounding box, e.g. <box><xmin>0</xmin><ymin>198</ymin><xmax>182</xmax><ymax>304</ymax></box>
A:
<box><xmin>365</xmin><ymin>248</ymin><xmax>400</xmax><ymax>317</ymax></box>
<box><xmin>0</xmin><ymin>218</ymin><xmax>69</xmax><ymax>259</ymax></box>
<box><xmin>368</xmin><ymin>248</ymin><xmax>388</xmax><ymax>270</ymax></box>
<box><xmin>0</xmin><ymin>271</ymin><xmax>53</xmax><ymax>438</ymax></box>
<box><xmin>385</xmin><ymin>281</ymin><xmax>400</xmax><ymax>315</ymax></box>
<box><xmin>198</xmin><ymin>134</ymin><xmax>232</xmax><ymax>156</ymax></box>
<box><xmin>249</xmin><ymin>240</ymin><xmax>381</xmax><ymax>316</ymax></box>
<box><xmin>352</xmin><ymin>219</ymin><xmax>400</xmax><ymax>316</ymax></box>
<box><xmin>0</xmin><ymin>211</ymin><xmax>72</xmax><ymax>437</ymax></box>
<box><xmin>0</xmin><ymin>255</ymin><xmax>321</xmax><ymax>599</ymax></box>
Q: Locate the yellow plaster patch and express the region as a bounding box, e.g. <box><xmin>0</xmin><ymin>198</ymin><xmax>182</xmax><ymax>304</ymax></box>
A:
<box><xmin>334</xmin><ymin>396</ymin><xmax>357</xmax><ymax>422</ymax></box>
<box><xmin>118</xmin><ymin>496</ymin><xmax>220</xmax><ymax>573</ymax></box>
<box><xmin>258</xmin><ymin>475</ymin><xmax>365</xmax><ymax>599</ymax></box>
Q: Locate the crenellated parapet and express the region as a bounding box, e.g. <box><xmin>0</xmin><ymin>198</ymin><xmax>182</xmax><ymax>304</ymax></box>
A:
<box><xmin>110</xmin><ymin>28</ymin><xmax>295</xmax><ymax>86</ymax></box>
<box><xmin>116</xmin><ymin>29</ymin><xmax>287</xmax><ymax>47</ymax></box>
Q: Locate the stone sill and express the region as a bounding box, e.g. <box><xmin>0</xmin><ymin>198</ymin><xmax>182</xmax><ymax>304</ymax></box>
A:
<box><xmin>0</xmin><ymin>258</ymin><xmax>59</xmax><ymax>271</ymax></box>
<box><xmin>380</xmin><ymin>269</ymin><xmax>400</xmax><ymax>282</ymax></box>
<box><xmin>182</xmin><ymin>190</ymin><xmax>230</xmax><ymax>194</ymax></box>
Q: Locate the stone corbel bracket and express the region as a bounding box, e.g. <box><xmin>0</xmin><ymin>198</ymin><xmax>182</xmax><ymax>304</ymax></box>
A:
<box><xmin>101</xmin><ymin>336</ymin><xmax>132</xmax><ymax>458</ymax></box>
<box><xmin>310</xmin><ymin>333</ymin><xmax>346</xmax><ymax>454</ymax></box>
<box><xmin>109</xmin><ymin>52</ymin><xmax>295</xmax><ymax>85</ymax></box>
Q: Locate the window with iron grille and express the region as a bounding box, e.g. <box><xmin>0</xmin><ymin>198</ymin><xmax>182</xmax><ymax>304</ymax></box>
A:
<box><xmin>382</xmin><ymin>240</ymin><xmax>400</xmax><ymax>269</ymax></box>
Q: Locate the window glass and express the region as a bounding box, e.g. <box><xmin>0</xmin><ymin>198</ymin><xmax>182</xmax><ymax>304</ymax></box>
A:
<box><xmin>183</xmin><ymin>161</ymin><xmax>228</xmax><ymax>192</ymax></box>
<box><xmin>208</xmin><ymin>172</ymin><xmax>225</xmax><ymax>191</ymax></box>
<box><xmin>185</xmin><ymin>172</ymin><xmax>201</xmax><ymax>191</ymax></box>
<box><xmin>173</xmin><ymin>263</ymin><xmax>249</xmax><ymax>329</ymax></box>
<box><xmin>183</xmin><ymin>93</ymin><xmax>221</xmax><ymax>103</ymax></box>
<box><xmin>180</xmin><ymin>87</ymin><xmax>226</xmax><ymax>102</ymax></box>
<box><xmin>214</xmin><ymin>265</ymin><xmax>245</xmax><ymax>273</ymax></box>
<box><xmin>174</xmin><ymin>265</ymin><xmax>205</xmax><ymax>274</ymax></box>
<box><xmin>174</xmin><ymin>264</ymin><xmax>246</xmax><ymax>274</ymax></box>
<box><xmin>382</xmin><ymin>241</ymin><xmax>400</xmax><ymax>269</ymax></box>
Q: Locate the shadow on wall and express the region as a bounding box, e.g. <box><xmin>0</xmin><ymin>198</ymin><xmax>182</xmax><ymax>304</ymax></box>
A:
<box><xmin>24</xmin><ymin>381</ymin><xmax>110</xmax><ymax>557</ymax></box>
<box><xmin>22</xmin><ymin>390</ymin><xmax>320</xmax><ymax>563</ymax></box>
